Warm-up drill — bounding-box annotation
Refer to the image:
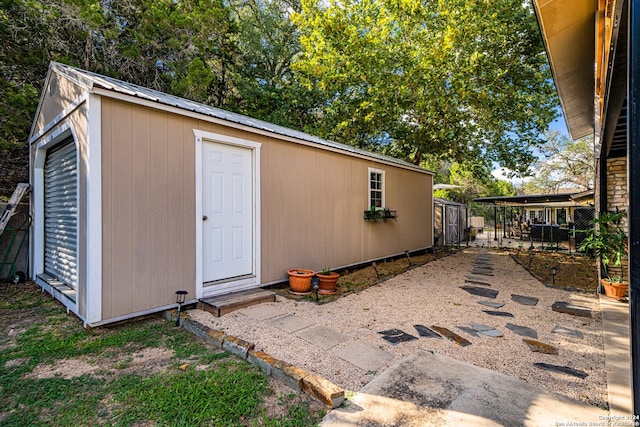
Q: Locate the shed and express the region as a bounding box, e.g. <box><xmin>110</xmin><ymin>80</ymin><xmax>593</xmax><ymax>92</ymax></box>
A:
<box><xmin>433</xmin><ymin>198</ymin><xmax>468</xmax><ymax>246</ymax></box>
<box><xmin>28</xmin><ymin>62</ymin><xmax>434</xmax><ymax>327</ymax></box>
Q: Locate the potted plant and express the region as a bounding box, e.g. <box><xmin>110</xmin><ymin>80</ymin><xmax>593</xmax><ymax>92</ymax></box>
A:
<box><xmin>578</xmin><ymin>210</ymin><xmax>628</xmax><ymax>300</ymax></box>
<box><xmin>363</xmin><ymin>205</ymin><xmax>397</xmax><ymax>221</ymax></box>
<box><xmin>287</xmin><ymin>268</ymin><xmax>314</xmax><ymax>294</ymax></box>
<box><xmin>364</xmin><ymin>205</ymin><xmax>383</xmax><ymax>221</ymax></box>
<box><xmin>316</xmin><ymin>267</ymin><xmax>340</xmax><ymax>295</ymax></box>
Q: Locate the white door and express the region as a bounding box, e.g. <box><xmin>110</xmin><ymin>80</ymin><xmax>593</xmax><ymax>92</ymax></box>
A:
<box><xmin>202</xmin><ymin>141</ymin><xmax>254</xmax><ymax>283</ymax></box>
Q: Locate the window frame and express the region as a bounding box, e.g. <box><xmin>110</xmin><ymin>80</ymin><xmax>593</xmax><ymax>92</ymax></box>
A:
<box><xmin>368</xmin><ymin>167</ymin><xmax>386</xmax><ymax>209</ymax></box>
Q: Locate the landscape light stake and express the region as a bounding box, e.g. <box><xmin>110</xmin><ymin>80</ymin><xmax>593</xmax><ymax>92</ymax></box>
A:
<box><xmin>551</xmin><ymin>267</ymin><xmax>557</xmax><ymax>286</ymax></box>
<box><xmin>405</xmin><ymin>250</ymin><xmax>412</xmax><ymax>267</ymax></box>
<box><xmin>312</xmin><ymin>276</ymin><xmax>320</xmax><ymax>302</ymax></box>
<box><xmin>372</xmin><ymin>262</ymin><xmax>380</xmax><ymax>280</ymax></box>
<box><xmin>175</xmin><ymin>290</ymin><xmax>188</xmax><ymax>326</ymax></box>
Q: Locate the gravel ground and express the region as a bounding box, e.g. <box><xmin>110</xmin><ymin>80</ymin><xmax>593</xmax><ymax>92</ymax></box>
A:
<box><xmin>188</xmin><ymin>248</ymin><xmax>607</xmax><ymax>409</ymax></box>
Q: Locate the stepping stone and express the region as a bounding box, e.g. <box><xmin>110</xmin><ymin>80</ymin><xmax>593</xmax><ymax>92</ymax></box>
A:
<box><xmin>506</xmin><ymin>323</ymin><xmax>538</xmax><ymax>339</ymax></box>
<box><xmin>468</xmin><ymin>322</ymin><xmax>503</xmax><ymax>337</ymax></box>
<box><xmin>465</xmin><ymin>279</ymin><xmax>492</xmax><ymax>286</ymax></box>
<box><xmin>511</xmin><ymin>294</ymin><xmax>539</xmax><ymax>306</ymax></box>
<box><xmin>473</xmin><ymin>261</ymin><xmax>492</xmax><ymax>266</ymax></box>
<box><xmin>482</xmin><ymin>310</ymin><xmax>514</xmax><ymax>318</ymax></box>
<box><xmin>468</xmin><ymin>322</ymin><xmax>494</xmax><ymax>332</ymax></box>
<box><xmin>523</xmin><ymin>339</ymin><xmax>558</xmax><ymax>355</ymax></box>
<box><xmin>460</xmin><ymin>286</ymin><xmax>498</xmax><ymax>299</ymax></box>
<box><xmin>266</xmin><ymin>314</ymin><xmax>315</xmax><ymax>333</ymax></box>
<box><xmin>551</xmin><ymin>302</ymin><xmax>592</xmax><ymax>318</ymax></box>
<box><xmin>477</xmin><ymin>300</ymin><xmax>504</xmax><ymax>309</ymax></box>
<box><xmin>471</xmin><ymin>270</ymin><xmax>494</xmax><ymax>276</ymax></box>
<box><xmin>296</xmin><ymin>326</ymin><xmax>349</xmax><ymax>350</ymax></box>
<box><xmin>413</xmin><ymin>324</ymin><xmax>442</xmax><ymax>338</ymax></box>
<box><xmin>456</xmin><ymin>326</ymin><xmax>480</xmax><ymax>337</ymax></box>
<box><xmin>472</xmin><ymin>265</ymin><xmax>493</xmax><ymax>271</ymax></box>
<box><xmin>534</xmin><ymin>362</ymin><xmax>588</xmax><ymax>379</ymax></box>
<box><xmin>552</xmin><ymin>325</ymin><xmax>583</xmax><ymax>339</ymax></box>
<box><xmin>478</xmin><ymin>329</ymin><xmax>503</xmax><ymax>337</ymax></box>
<box><xmin>378</xmin><ymin>329</ymin><xmax>418</xmax><ymax>344</ymax></box>
<box><xmin>339</xmin><ymin>340</ymin><xmax>394</xmax><ymax>372</ymax></box>
<box><xmin>239</xmin><ymin>304</ymin><xmax>286</xmax><ymax>320</ymax></box>
<box><xmin>430</xmin><ymin>325</ymin><xmax>472</xmax><ymax>346</ymax></box>
<box><xmin>466</xmin><ymin>275</ymin><xmax>489</xmax><ymax>281</ymax></box>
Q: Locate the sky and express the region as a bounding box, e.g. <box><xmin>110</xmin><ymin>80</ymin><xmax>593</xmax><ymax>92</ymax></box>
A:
<box><xmin>491</xmin><ymin>109</ymin><xmax>570</xmax><ymax>185</ymax></box>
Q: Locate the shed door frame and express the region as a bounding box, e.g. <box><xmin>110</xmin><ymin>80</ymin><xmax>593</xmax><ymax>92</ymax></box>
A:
<box><xmin>32</xmin><ymin>124</ymin><xmax>80</xmax><ymax>314</ymax></box>
<box><xmin>194</xmin><ymin>130</ymin><xmax>261</xmax><ymax>299</ymax></box>
<box><xmin>43</xmin><ymin>138</ymin><xmax>78</xmax><ymax>289</ymax></box>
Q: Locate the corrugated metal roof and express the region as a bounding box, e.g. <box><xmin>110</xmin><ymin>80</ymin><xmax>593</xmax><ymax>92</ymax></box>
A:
<box><xmin>51</xmin><ymin>62</ymin><xmax>431</xmax><ymax>174</ymax></box>
<box><xmin>433</xmin><ymin>197</ymin><xmax>467</xmax><ymax>207</ymax></box>
<box><xmin>473</xmin><ymin>190</ymin><xmax>594</xmax><ymax>206</ymax></box>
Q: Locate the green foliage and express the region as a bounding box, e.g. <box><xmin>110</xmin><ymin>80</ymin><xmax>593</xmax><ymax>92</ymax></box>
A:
<box><xmin>520</xmin><ymin>131</ymin><xmax>595</xmax><ymax>194</ymax></box>
<box><xmin>578</xmin><ymin>210</ymin><xmax>627</xmax><ymax>281</ymax></box>
<box><xmin>227</xmin><ymin>0</ymin><xmax>325</xmax><ymax>131</ymax></box>
<box><xmin>292</xmin><ymin>0</ymin><xmax>558</xmax><ymax>171</ymax></box>
<box><xmin>112</xmin><ymin>362</ymin><xmax>268</xmax><ymax>426</ymax></box>
<box><xmin>427</xmin><ymin>157</ymin><xmax>515</xmax><ymax>206</ymax></box>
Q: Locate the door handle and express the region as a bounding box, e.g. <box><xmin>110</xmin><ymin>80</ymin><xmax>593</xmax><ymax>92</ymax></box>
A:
<box><xmin>203</xmin><ymin>215</ymin><xmax>208</xmax><ymax>221</ymax></box>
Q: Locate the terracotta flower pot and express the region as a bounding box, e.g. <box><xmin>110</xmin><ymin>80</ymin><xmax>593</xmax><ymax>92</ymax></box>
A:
<box><xmin>316</xmin><ymin>272</ymin><xmax>340</xmax><ymax>295</ymax></box>
<box><xmin>601</xmin><ymin>278</ymin><xmax>628</xmax><ymax>301</ymax></box>
<box><xmin>287</xmin><ymin>269</ymin><xmax>314</xmax><ymax>294</ymax></box>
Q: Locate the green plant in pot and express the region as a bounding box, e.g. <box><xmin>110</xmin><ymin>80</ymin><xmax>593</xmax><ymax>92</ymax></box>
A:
<box><xmin>316</xmin><ymin>266</ymin><xmax>340</xmax><ymax>295</ymax></box>
<box><xmin>578</xmin><ymin>210</ymin><xmax>628</xmax><ymax>300</ymax></box>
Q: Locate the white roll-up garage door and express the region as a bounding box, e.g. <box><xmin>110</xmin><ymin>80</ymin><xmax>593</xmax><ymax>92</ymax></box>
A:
<box><xmin>43</xmin><ymin>139</ymin><xmax>78</xmax><ymax>290</ymax></box>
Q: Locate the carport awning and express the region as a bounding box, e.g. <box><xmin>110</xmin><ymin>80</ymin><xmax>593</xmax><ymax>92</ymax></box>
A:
<box><xmin>474</xmin><ymin>191</ymin><xmax>594</xmax><ymax>206</ymax></box>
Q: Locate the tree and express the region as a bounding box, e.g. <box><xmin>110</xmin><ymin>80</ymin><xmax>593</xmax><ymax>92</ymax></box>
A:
<box><xmin>0</xmin><ymin>0</ymin><xmax>53</xmax><ymax>153</ymax></box>
<box><xmin>227</xmin><ymin>0</ymin><xmax>325</xmax><ymax>131</ymax></box>
<box><xmin>292</xmin><ymin>0</ymin><xmax>558</xmax><ymax>172</ymax></box>
<box><xmin>520</xmin><ymin>131</ymin><xmax>595</xmax><ymax>194</ymax></box>
<box><xmin>425</xmin><ymin>157</ymin><xmax>515</xmax><ymax>205</ymax></box>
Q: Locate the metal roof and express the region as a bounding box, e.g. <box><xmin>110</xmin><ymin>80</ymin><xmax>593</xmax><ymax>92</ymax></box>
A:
<box><xmin>433</xmin><ymin>197</ymin><xmax>467</xmax><ymax>207</ymax></box>
<box><xmin>473</xmin><ymin>190</ymin><xmax>594</xmax><ymax>206</ymax></box>
<box><xmin>50</xmin><ymin>62</ymin><xmax>431</xmax><ymax>174</ymax></box>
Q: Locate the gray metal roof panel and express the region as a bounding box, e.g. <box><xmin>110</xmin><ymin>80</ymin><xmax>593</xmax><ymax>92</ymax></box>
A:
<box><xmin>51</xmin><ymin>62</ymin><xmax>431</xmax><ymax>174</ymax></box>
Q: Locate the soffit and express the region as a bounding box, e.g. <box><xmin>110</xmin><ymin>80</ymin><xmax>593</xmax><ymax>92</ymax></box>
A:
<box><xmin>534</xmin><ymin>0</ymin><xmax>597</xmax><ymax>139</ymax></box>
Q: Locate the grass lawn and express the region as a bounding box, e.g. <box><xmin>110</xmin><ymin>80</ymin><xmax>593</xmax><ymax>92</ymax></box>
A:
<box><xmin>0</xmin><ymin>282</ymin><xmax>325</xmax><ymax>426</ymax></box>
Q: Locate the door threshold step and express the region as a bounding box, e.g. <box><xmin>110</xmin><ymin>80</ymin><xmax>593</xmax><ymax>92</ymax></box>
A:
<box><xmin>198</xmin><ymin>288</ymin><xmax>276</xmax><ymax>317</ymax></box>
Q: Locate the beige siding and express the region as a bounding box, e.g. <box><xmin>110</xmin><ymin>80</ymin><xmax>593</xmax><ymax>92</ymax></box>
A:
<box><xmin>100</xmin><ymin>99</ymin><xmax>432</xmax><ymax>318</ymax></box>
<box><xmin>194</xmin><ymin>122</ymin><xmax>433</xmax><ymax>283</ymax></box>
<box><xmin>34</xmin><ymin>73</ymin><xmax>86</xmax><ymax>133</ymax></box>
<box><xmin>101</xmin><ymin>99</ymin><xmax>197</xmax><ymax>319</ymax></box>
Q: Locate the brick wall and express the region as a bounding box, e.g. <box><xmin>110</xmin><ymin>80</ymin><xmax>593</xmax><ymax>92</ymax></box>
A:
<box><xmin>607</xmin><ymin>157</ymin><xmax>628</xmax><ymax>212</ymax></box>
<box><xmin>605</xmin><ymin>157</ymin><xmax>628</xmax><ymax>279</ymax></box>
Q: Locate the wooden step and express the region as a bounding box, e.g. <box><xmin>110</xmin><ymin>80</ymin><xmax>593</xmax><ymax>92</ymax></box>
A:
<box><xmin>197</xmin><ymin>288</ymin><xmax>276</xmax><ymax>317</ymax></box>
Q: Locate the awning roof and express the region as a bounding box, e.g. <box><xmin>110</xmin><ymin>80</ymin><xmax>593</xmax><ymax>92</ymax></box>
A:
<box><xmin>533</xmin><ymin>0</ymin><xmax>597</xmax><ymax>140</ymax></box>
<box><xmin>473</xmin><ymin>190</ymin><xmax>594</xmax><ymax>207</ymax></box>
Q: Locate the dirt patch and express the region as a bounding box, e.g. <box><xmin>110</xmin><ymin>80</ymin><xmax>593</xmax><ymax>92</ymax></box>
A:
<box><xmin>509</xmin><ymin>248</ymin><xmax>598</xmax><ymax>293</ymax></box>
<box><xmin>27</xmin><ymin>347</ymin><xmax>176</xmax><ymax>380</ymax></box>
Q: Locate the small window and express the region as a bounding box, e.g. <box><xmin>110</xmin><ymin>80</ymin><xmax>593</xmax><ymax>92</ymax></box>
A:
<box><xmin>368</xmin><ymin>168</ymin><xmax>385</xmax><ymax>209</ymax></box>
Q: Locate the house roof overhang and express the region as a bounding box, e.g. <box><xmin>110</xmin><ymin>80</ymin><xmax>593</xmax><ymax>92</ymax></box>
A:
<box><xmin>533</xmin><ymin>0</ymin><xmax>597</xmax><ymax>140</ymax></box>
